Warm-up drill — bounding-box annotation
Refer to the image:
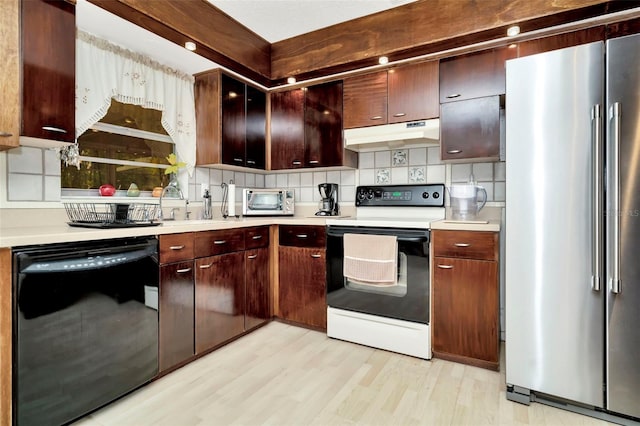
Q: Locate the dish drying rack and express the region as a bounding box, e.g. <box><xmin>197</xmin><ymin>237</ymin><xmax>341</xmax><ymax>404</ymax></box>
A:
<box><xmin>64</xmin><ymin>202</ymin><xmax>160</xmax><ymax>228</ymax></box>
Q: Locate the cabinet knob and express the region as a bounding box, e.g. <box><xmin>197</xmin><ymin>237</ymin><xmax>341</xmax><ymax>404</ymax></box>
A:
<box><xmin>446</xmin><ymin>149</ymin><xmax>463</xmax><ymax>155</ymax></box>
<box><xmin>446</xmin><ymin>94</ymin><xmax>461</xmax><ymax>99</ymax></box>
<box><xmin>454</xmin><ymin>243</ymin><xmax>471</xmax><ymax>247</ymax></box>
<box><xmin>0</xmin><ymin>131</ymin><xmax>13</xmax><ymax>137</ymax></box>
<box><xmin>169</xmin><ymin>245</ymin><xmax>185</xmax><ymax>250</ymax></box>
<box><xmin>392</xmin><ymin>112</ymin><xmax>406</xmax><ymax>118</ymax></box>
<box><xmin>42</xmin><ymin>126</ymin><xmax>67</xmax><ymax>134</ymax></box>
<box><xmin>437</xmin><ymin>264</ymin><xmax>454</xmax><ymax>269</ymax></box>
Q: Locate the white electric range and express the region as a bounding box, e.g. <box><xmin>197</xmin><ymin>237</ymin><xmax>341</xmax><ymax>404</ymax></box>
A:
<box><xmin>325</xmin><ymin>184</ymin><xmax>445</xmax><ymax>359</ymax></box>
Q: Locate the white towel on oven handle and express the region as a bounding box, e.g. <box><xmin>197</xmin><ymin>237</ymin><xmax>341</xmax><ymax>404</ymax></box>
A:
<box><xmin>343</xmin><ymin>233</ymin><xmax>398</xmax><ymax>285</ymax></box>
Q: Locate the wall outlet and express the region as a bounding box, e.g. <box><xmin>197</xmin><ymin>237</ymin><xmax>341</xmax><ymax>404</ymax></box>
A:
<box><xmin>200</xmin><ymin>183</ymin><xmax>209</xmax><ymax>198</ymax></box>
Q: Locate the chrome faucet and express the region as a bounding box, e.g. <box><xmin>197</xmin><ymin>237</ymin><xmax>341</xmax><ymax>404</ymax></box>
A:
<box><xmin>158</xmin><ymin>184</ymin><xmax>186</xmax><ymax>221</ymax></box>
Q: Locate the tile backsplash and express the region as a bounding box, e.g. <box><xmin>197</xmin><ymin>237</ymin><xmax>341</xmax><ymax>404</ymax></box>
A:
<box><xmin>4</xmin><ymin>146</ymin><xmax>506</xmax><ymax>205</ymax></box>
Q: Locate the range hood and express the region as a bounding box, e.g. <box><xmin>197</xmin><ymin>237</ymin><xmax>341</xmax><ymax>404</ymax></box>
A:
<box><xmin>344</xmin><ymin>119</ymin><xmax>440</xmax><ymax>152</ymax></box>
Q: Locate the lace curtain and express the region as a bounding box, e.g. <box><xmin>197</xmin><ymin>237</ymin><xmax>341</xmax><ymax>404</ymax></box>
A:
<box><xmin>76</xmin><ymin>31</ymin><xmax>196</xmax><ymax>176</ymax></box>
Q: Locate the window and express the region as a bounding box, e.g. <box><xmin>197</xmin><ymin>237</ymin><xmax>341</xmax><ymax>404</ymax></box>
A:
<box><xmin>61</xmin><ymin>101</ymin><xmax>174</xmax><ymax>196</ymax></box>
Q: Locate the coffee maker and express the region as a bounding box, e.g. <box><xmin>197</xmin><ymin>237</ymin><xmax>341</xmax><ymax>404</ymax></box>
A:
<box><xmin>315</xmin><ymin>183</ymin><xmax>339</xmax><ymax>216</ymax></box>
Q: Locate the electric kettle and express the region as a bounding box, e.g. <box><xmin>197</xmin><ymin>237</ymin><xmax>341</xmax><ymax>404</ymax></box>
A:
<box><xmin>448</xmin><ymin>184</ymin><xmax>487</xmax><ymax>220</ymax></box>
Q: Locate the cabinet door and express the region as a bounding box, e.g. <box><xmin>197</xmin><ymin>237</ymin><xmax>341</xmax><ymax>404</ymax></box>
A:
<box><xmin>0</xmin><ymin>0</ymin><xmax>20</xmax><ymax>149</ymax></box>
<box><xmin>21</xmin><ymin>0</ymin><xmax>75</xmax><ymax>142</ymax></box>
<box><xmin>221</xmin><ymin>74</ymin><xmax>246</xmax><ymax>167</ymax></box>
<box><xmin>270</xmin><ymin>89</ymin><xmax>305</xmax><ymax>170</ymax></box>
<box><xmin>439</xmin><ymin>47</ymin><xmax>515</xmax><ymax>103</ymax></box>
<box><xmin>388</xmin><ymin>61</ymin><xmax>439</xmax><ymax>123</ymax></box>
<box><xmin>245</xmin><ymin>85</ymin><xmax>266</xmax><ymax>169</ymax></box>
<box><xmin>304</xmin><ymin>81</ymin><xmax>343</xmax><ymax>167</ymax></box>
<box><xmin>194</xmin><ymin>71</ymin><xmax>222</xmax><ymax>165</ymax></box>
<box><xmin>195</xmin><ymin>252</ymin><xmax>245</xmax><ymax>353</ymax></box>
<box><xmin>432</xmin><ymin>257</ymin><xmax>499</xmax><ymax>367</ymax></box>
<box><xmin>245</xmin><ymin>247</ymin><xmax>270</xmax><ymax>330</ymax></box>
<box><xmin>278</xmin><ymin>246</ymin><xmax>326</xmax><ymax>329</ymax></box>
<box><xmin>440</xmin><ymin>96</ymin><xmax>501</xmax><ymax>161</ymax></box>
<box><xmin>343</xmin><ymin>71</ymin><xmax>387</xmax><ymax>128</ymax></box>
<box><xmin>159</xmin><ymin>261</ymin><xmax>195</xmax><ymax>372</ymax></box>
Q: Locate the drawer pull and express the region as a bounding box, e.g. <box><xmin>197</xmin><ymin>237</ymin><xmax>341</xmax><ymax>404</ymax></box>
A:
<box><xmin>247</xmin><ymin>160</ymin><xmax>256</xmax><ymax>165</ymax></box>
<box><xmin>447</xmin><ymin>149</ymin><xmax>463</xmax><ymax>154</ymax></box>
<box><xmin>446</xmin><ymin>94</ymin><xmax>461</xmax><ymax>99</ymax></box>
<box><xmin>296</xmin><ymin>234</ymin><xmax>308</xmax><ymax>238</ymax></box>
<box><xmin>437</xmin><ymin>264</ymin><xmax>454</xmax><ymax>269</ymax></box>
<box><xmin>0</xmin><ymin>131</ymin><xmax>13</xmax><ymax>137</ymax></box>
<box><xmin>454</xmin><ymin>243</ymin><xmax>471</xmax><ymax>247</ymax></box>
<box><xmin>199</xmin><ymin>263</ymin><xmax>212</xmax><ymax>269</ymax></box>
<box><xmin>292</xmin><ymin>160</ymin><xmax>302</xmax><ymax>165</ymax></box>
<box><xmin>370</xmin><ymin>116</ymin><xmax>383</xmax><ymax>120</ymax></box>
<box><xmin>247</xmin><ymin>254</ymin><xmax>258</xmax><ymax>260</ymax></box>
<box><xmin>309</xmin><ymin>160</ymin><xmax>319</xmax><ymax>164</ymax></box>
<box><xmin>214</xmin><ymin>240</ymin><xmax>227</xmax><ymax>245</ymax></box>
<box><xmin>392</xmin><ymin>112</ymin><xmax>406</xmax><ymax>117</ymax></box>
<box><xmin>169</xmin><ymin>245</ymin><xmax>185</xmax><ymax>250</ymax></box>
<box><xmin>252</xmin><ymin>235</ymin><xmax>263</xmax><ymax>240</ymax></box>
<box><xmin>42</xmin><ymin>125</ymin><xmax>67</xmax><ymax>133</ymax></box>
<box><xmin>177</xmin><ymin>267</ymin><xmax>192</xmax><ymax>273</ymax></box>
<box><xmin>310</xmin><ymin>254</ymin><xmax>322</xmax><ymax>258</ymax></box>
<box><xmin>233</xmin><ymin>157</ymin><xmax>243</xmax><ymax>163</ymax></box>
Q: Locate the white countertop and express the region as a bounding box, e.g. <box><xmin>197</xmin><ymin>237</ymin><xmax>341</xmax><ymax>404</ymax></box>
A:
<box><xmin>430</xmin><ymin>219</ymin><xmax>501</xmax><ymax>232</ymax></box>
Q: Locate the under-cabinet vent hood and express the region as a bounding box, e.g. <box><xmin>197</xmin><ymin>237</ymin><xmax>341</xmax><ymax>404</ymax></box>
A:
<box><xmin>344</xmin><ymin>119</ymin><xmax>439</xmax><ymax>152</ymax></box>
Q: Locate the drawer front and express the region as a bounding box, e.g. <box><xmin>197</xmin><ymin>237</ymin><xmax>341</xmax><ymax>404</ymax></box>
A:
<box><xmin>432</xmin><ymin>230</ymin><xmax>498</xmax><ymax>261</ymax></box>
<box><xmin>245</xmin><ymin>226</ymin><xmax>270</xmax><ymax>249</ymax></box>
<box><xmin>195</xmin><ymin>229</ymin><xmax>245</xmax><ymax>257</ymax></box>
<box><xmin>159</xmin><ymin>233</ymin><xmax>195</xmax><ymax>264</ymax></box>
<box><xmin>279</xmin><ymin>225</ymin><xmax>326</xmax><ymax>248</ymax></box>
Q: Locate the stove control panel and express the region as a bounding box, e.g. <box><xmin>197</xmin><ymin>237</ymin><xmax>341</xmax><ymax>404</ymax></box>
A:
<box><xmin>355</xmin><ymin>184</ymin><xmax>445</xmax><ymax>207</ymax></box>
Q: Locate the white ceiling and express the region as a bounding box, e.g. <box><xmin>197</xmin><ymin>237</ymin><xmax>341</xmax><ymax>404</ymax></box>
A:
<box><xmin>207</xmin><ymin>0</ymin><xmax>418</xmax><ymax>43</ymax></box>
<box><xmin>76</xmin><ymin>0</ymin><xmax>417</xmax><ymax>78</ymax></box>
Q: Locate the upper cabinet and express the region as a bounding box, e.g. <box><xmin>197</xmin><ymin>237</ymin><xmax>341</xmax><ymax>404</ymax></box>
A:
<box><xmin>195</xmin><ymin>70</ymin><xmax>266</xmax><ymax>170</ymax></box>
<box><xmin>1</xmin><ymin>0</ymin><xmax>75</xmax><ymax>151</ymax></box>
<box><xmin>516</xmin><ymin>27</ymin><xmax>605</xmax><ymax>58</ymax></box>
<box><xmin>271</xmin><ymin>80</ymin><xmax>357</xmax><ymax>170</ymax></box>
<box><xmin>439</xmin><ymin>47</ymin><xmax>515</xmax><ymax>103</ymax></box>
<box><xmin>343</xmin><ymin>61</ymin><xmax>439</xmax><ymax>129</ymax></box>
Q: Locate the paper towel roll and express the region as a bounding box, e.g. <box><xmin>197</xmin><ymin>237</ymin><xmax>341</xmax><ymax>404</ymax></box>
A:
<box><xmin>228</xmin><ymin>183</ymin><xmax>236</xmax><ymax>217</ymax></box>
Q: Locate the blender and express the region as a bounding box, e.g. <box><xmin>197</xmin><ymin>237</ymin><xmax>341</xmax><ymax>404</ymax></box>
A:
<box><xmin>316</xmin><ymin>183</ymin><xmax>339</xmax><ymax>216</ymax></box>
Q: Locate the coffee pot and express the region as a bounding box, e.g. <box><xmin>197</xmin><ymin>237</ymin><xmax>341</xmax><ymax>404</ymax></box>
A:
<box><xmin>315</xmin><ymin>183</ymin><xmax>339</xmax><ymax>216</ymax></box>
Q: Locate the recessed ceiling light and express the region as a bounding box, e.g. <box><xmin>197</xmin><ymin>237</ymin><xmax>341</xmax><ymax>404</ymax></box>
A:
<box><xmin>378</xmin><ymin>56</ymin><xmax>389</xmax><ymax>65</ymax></box>
<box><xmin>184</xmin><ymin>41</ymin><xmax>196</xmax><ymax>51</ymax></box>
<box><xmin>287</xmin><ymin>77</ymin><xmax>296</xmax><ymax>84</ymax></box>
<box><xmin>507</xmin><ymin>25</ymin><xmax>520</xmax><ymax>37</ymax></box>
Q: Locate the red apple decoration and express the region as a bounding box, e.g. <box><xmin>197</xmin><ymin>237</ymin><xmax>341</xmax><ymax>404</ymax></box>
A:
<box><xmin>99</xmin><ymin>184</ymin><xmax>116</xmax><ymax>196</ymax></box>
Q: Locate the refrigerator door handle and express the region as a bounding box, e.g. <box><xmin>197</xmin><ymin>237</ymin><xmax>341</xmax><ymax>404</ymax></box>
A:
<box><xmin>609</xmin><ymin>102</ymin><xmax>622</xmax><ymax>295</ymax></box>
<box><xmin>592</xmin><ymin>104</ymin><xmax>602</xmax><ymax>292</ymax></box>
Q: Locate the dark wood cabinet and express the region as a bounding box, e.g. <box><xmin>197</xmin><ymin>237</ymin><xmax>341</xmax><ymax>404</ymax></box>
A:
<box><xmin>159</xmin><ymin>260</ymin><xmax>195</xmax><ymax>372</ymax></box>
<box><xmin>270</xmin><ymin>89</ymin><xmax>305</xmax><ymax>170</ymax></box>
<box><xmin>439</xmin><ymin>47</ymin><xmax>515</xmax><ymax>103</ymax></box>
<box><xmin>343</xmin><ymin>61</ymin><xmax>439</xmax><ymax>129</ymax></box>
<box><xmin>245</xmin><ymin>247</ymin><xmax>270</xmax><ymax>330</ymax></box>
<box><xmin>278</xmin><ymin>225</ymin><xmax>327</xmax><ymax>330</ymax></box>
<box><xmin>195</xmin><ymin>252</ymin><xmax>246</xmax><ymax>353</ymax></box>
<box><xmin>440</xmin><ymin>96</ymin><xmax>502</xmax><ymax>161</ymax></box>
<box><xmin>517</xmin><ymin>27</ymin><xmax>605</xmax><ymax>58</ymax></box>
<box><xmin>271</xmin><ymin>82</ymin><xmax>356</xmax><ymax>170</ymax></box>
<box><xmin>20</xmin><ymin>0</ymin><xmax>75</xmax><ymax>143</ymax></box>
<box><xmin>195</xmin><ymin>70</ymin><xmax>266</xmax><ymax>169</ymax></box>
<box><xmin>431</xmin><ymin>230</ymin><xmax>499</xmax><ymax>371</ymax></box>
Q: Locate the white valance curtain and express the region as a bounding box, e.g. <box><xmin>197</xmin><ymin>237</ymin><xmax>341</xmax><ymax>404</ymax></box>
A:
<box><xmin>76</xmin><ymin>30</ymin><xmax>196</xmax><ymax>176</ymax></box>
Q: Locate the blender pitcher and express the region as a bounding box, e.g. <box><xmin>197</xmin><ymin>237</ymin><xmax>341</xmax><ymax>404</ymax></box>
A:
<box><xmin>448</xmin><ymin>184</ymin><xmax>487</xmax><ymax>220</ymax></box>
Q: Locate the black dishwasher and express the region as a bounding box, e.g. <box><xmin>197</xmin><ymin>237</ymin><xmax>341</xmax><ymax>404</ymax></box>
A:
<box><xmin>12</xmin><ymin>236</ymin><xmax>159</xmax><ymax>426</ymax></box>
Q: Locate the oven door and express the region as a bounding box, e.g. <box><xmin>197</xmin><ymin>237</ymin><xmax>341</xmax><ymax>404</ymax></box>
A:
<box><xmin>326</xmin><ymin>225</ymin><xmax>430</xmax><ymax>324</ymax></box>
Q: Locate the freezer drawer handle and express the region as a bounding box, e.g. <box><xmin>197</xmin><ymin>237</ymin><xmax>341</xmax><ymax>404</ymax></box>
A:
<box><xmin>437</xmin><ymin>264</ymin><xmax>454</xmax><ymax>269</ymax></box>
<box><xmin>454</xmin><ymin>243</ymin><xmax>470</xmax><ymax>247</ymax></box>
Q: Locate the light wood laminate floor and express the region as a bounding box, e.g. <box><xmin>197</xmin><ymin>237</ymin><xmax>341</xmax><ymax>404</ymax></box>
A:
<box><xmin>74</xmin><ymin>322</ymin><xmax>613</xmax><ymax>426</ymax></box>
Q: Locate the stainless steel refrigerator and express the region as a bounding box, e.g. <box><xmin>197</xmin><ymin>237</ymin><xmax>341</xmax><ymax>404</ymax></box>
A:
<box><xmin>505</xmin><ymin>34</ymin><xmax>640</xmax><ymax>422</ymax></box>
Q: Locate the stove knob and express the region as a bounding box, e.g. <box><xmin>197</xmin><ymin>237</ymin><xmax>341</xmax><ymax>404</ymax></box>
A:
<box><xmin>357</xmin><ymin>189</ymin><xmax>366</xmax><ymax>201</ymax></box>
<box><xmin>433</xmin><ymin>192</ymin><xmax>440</xmax><ymax>199</ymax></box>
<box><xmin>367</xmin><ymin>190</ymin><xmax>374</xmax><ymax>200</ymax></box>
<box><xmin>422</xmin><ymin>192</ymin><xmax>430</xmax><ymax>199</ymax></box>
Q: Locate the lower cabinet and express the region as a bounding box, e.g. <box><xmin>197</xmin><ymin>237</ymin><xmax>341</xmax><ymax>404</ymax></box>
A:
<box><xmin>195</xmin><ymin>252</ymin><xmax>245</xmax><ymax>354</ymax></box>
<box><xmin>245</xmin><ymin>247</ymin><xmax>270</xmax><ymax>330</ymax></box>
<box><xmin>431</xmin><ymin>230</ymin><xmax>499</xmax><ymax>370</ymax></box>
<box><xmin>278</xmin><ymin>225</ymin><xmax>327</xmax><ymax>330</ymax></box>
